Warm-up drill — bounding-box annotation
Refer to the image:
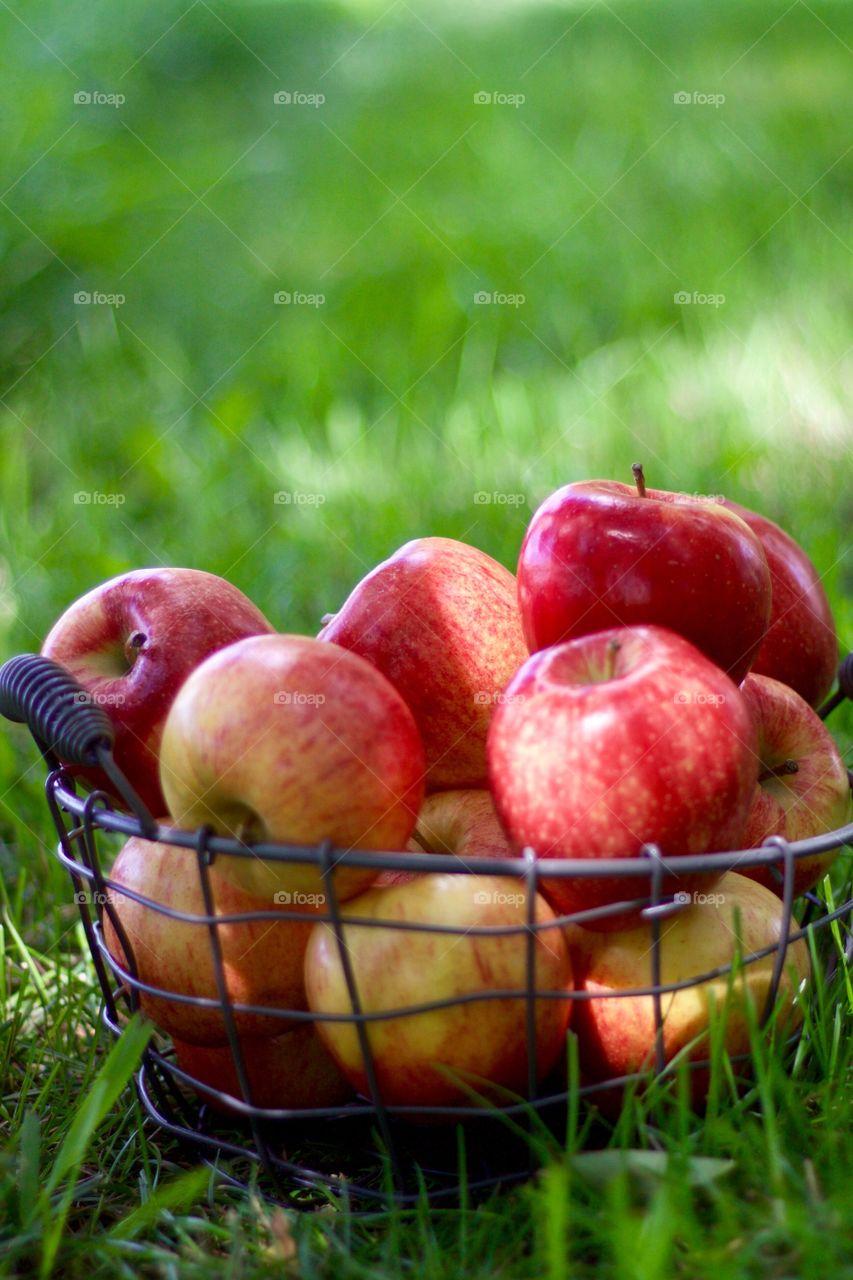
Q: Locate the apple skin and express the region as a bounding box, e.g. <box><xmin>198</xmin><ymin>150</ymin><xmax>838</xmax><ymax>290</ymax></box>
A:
<box><xmin>724</xmin><ymin>500</ymin><xmax>838</xmax><ymax>708</ymax></box>
<box><xmin>172</xmin><ymin>1024</ymin><xmax>354</xmax><ymax>1113</ymax></box>
<box><xmin>487</xmin><ymin>625</ymin><xmax>759</xmax><ymax>928</ymax></box>
<box><xmin>565</xmin><ymin>871</ymin><xmax>811</xmax><ymax>1104</ymax></box>
<box><xmin>518</xmin><ymin>480</ymin><xmax>771</xmax><ymax>684</ymax></box>
<box><xmin>103</xmin><ymin>836</ymin><xmax>320</xmax><ymax>1045</ymax></box>
<box><xmin>41</xmin><ymin>567</ymin><xmax>274</xmax><ymax>815</ymax></box>
<box><xmin>159</xmin><ymin>634</ymin><xmax>426</xmax><ymax>902</ymax></box>
<box><xmin>736</xmin><ymin>674</ymin><xmax>852</xmax><ymax>897</ymax></box>
<box><xmin>318</xmin><ymin>537</ymin><xmax>528</xmax><ymax>790</ymax></box>
<box><xmin>414</xmin><ymin>789</ymin><xmax>513</xmax><ymax>861</ymax></box>
<box><xmin>304</xmin><ymin>873</ymin><xmax>573</xmax><ymax>1110</ymax></box>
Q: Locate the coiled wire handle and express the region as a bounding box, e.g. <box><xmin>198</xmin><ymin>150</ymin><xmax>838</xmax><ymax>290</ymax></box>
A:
<box><xmin>0</xmin><ymin>653</ymin><xmax>156</xmax><ymax>834</ymax></box>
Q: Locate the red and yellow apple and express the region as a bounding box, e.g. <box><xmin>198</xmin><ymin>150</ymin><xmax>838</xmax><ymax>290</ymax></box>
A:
<box><xmin>42</xmin><ymin>567</ymin><xmax>274</xmax><ymax>814</ymax></box>
<box><xmin>319</xmin><ymin>537</ymin><xmax>528</xmax><ymax>790</ymax></box>
<box><xmin>737</xmin><ymin>673</ymin><xmax>852</xmax><ymax>897</ymax></box>
<box><xmin>414</xmin><ymin>789</ymin><xmax>513</xmax><ymax>862</ymax></box>
<box><xmin>724</xmin><ymin>500</ymin><xmax>838</xmax><ymax>708</ymax></box>
<box><xmin>487</xmin><ymin>625</ymin><xmax>758</xmax><ymax>927</ymax></box>
<box><xmin>103</xmin><ymin>836</ymin><xmax>319</xmax><ymax>1044</ymax></box>
<box><xmin>173</xmin><ymin>1023</ymin><xmax>354</xmax><ymax>1113</ymax></box>
<box><xmin>304</xmin><ymin>873</ymin><xmax>573</xmax><ymax>1110</ymax></box>
<box><xmin>518</xmin><ymin>471</ymin><xmax>771</xmax><ymax>684</ymax></box>
<box><xmin>566</xmin><ymin>871</ymin><xmax>811</xmax><ymax>1103</ymax></box>
<box><xmin>159</xmin><ymin>634</ymin><xmax>426</xmax><ymax>902</ymax></box>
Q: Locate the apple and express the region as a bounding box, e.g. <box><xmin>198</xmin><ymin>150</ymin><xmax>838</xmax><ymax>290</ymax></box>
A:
<box><xmin>103</xmin><ymin>835</ymin><xmax>321</xmax><ymax>1045</ymax></box>
<box><xmin>41</xmin><ymin>567</ymin><xmax>274</xmax><ymax>815</ymax></box>
<box><xmin>723</xmin><ymin>499</ymin><xmax>838</xmax><ymax>708</ymax></box>
<box><xmin>565</xmin><ymin>871</ymin><xmax>811</xmax><ymax>1103</ymax></box>
<box><xmin>414</xmin><ymin>788</ymin><xmax>513</xmax><ymax>861</ymax></box>
<box><xmin>159</xmin><ymin>633</ymin><xmax>426</xmax><ymax>902</ymax></box>
<box><xmin>736</xmin><ymin>673</ymin><xmax>852</xmax><ymax>897</ymax></box>
<box><xmin>487</xmin><ymin>625</ymin><xmax>758</xmax><ymax>927</ymax></box>
<box><xmin>518</xmin><ymin>468</ymin><xmax>771</xmax><ymax>684</ymax></box>
<box><xmin>318</xmin><ymin>537</ymin><xmax>528</xmax><ymax>790</ymax></box>
<box><xmin>304</xmin><ymin>873</ymin><xmax>573</xmax><ymax>1110</ymax></box>
<box><xmin>172</xmin><ymin>1023</ymin><xmax>354</xmax><ymax>1113</ymax></box>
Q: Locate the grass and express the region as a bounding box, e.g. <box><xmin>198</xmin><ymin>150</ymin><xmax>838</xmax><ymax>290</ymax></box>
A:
<box><xmin>1</xmin><ymin>0</ymin><xmax>852</xmax><ymax>1273</ymax></box>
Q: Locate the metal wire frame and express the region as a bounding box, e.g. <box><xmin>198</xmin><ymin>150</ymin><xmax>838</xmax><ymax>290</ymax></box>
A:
<box><xmin>3</xmin><ymin>649</ymin><xmax>852</xmax><ymax>1206</ymax></box>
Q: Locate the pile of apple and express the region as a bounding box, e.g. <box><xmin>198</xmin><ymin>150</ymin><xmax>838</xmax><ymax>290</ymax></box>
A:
<box><xmin>41</xmin><ymin>468</ymin><xmax>851</xmax><ymax>1115</ymax></box>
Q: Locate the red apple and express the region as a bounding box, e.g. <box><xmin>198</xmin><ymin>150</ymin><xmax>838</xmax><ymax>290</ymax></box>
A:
<box><xmin>41</xmin><ymin>567</ymin><xmax>274</xmax><ymax>815</ymax></box>
<box><xmin>102</xmin><ymin>836</ymin><xmax>319</xmax><ymax>1045</ymax></box>
<box><xmin>518</xmin><ymin>469</ymin><xmax>771</xmax><ymax>684</ymax></box>
<box><xmin>566</xmin><ymin>871</ymin><xmax>811</xmax><ymax>1104</ymax></box>
<box><xmin>723</xmin><ymin>499</ymin><xmax>838</xmax><ymax>707</ymax></box>
<box><xmin>318</xmin><ymin>537</ymin><xmax>528</xmax><ymax>790</ymax></box>
<box><xmin>487</xmin><ymin>625</ymin><xmax>758</xmax><ymax>927</ymax></box>
<box><xmin>737</xmin><ymin>674</ymin><xmax>852</xmax><ymax>897</ymax></box>
<box><xmin>304</xmin><ymin>873</ymin><xmax>573</xmax><ymax>1110</ymax></box>
<box><xmin>172</xmin><ymin>1024</ymin><xmax>354</xmax><ymax>1113</ymax></box>
<box><xmin>159</xmin><ymin>634</ymin><xmax>426</xmax><ymax>902</ymax></box>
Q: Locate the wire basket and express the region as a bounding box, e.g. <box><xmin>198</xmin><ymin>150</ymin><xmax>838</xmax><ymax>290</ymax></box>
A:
<box><xmin>2</xmin><ymin>651</ymin><xmax>852</xmax><ymax>1208</ymax></box>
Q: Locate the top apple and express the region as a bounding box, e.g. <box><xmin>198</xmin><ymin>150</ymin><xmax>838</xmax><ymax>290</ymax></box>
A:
<box><xmin>518</xmin><ymin>468</ymin><xmax>772</xmax><ymax>685</ymax></box>
<box><xmin>41</xmin><ymin>567</ymin><xmax>275</xmax><ymax>816</ymax></box>
<box><xmin>318</xmin><ymin>537</ymin><xmax>528</xmax><ymax>789</ymax></box>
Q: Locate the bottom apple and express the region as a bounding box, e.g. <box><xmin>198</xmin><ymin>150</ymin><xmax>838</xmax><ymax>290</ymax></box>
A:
<box><xmin>172</xmin><ymin>1023</ymin><xmax>354</xmax><ymax>1113</ymax></box>
<box><xmin>304</xmin><ymin>873</ymin><xmax>573</xmax><ymax>1112</ymax></box>
<box><xmin>566</xmin><ymin>871</ymin><xmax>810</xmax><ymax>1104</ymax></box>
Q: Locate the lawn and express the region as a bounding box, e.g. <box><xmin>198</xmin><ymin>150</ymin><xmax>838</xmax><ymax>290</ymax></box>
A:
<box><xmin>1</xmin><ymin>0</ymin><xmax>852</xmax><ymax>1274</ymax></box>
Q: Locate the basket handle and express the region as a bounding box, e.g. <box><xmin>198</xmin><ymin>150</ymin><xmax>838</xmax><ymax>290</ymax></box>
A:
<box><xmin>0</xmin><ymin>653</ymin><xmax>115</xmax><ymax>765</ymax></box>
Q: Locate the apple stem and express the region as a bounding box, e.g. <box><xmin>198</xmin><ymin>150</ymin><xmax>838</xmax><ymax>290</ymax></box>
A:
<box><xmin>632</xmin><ymin>462</ymin><xmax>647</xmax><ymax>498</ymax></box>
<box><xmin>606</xmin><ymin>638</ymin><xmax>621</xmax><ymax>678</ymax></box>
<box><xmin>762</xmin><ymin>759</ymin><xmax>800</xmax><ymax>780</ymax></box>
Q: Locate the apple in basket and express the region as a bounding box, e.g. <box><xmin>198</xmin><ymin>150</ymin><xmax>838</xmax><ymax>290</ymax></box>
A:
<box><xmin>158</xmin><ymin>633</ymin><xmax>426</xmax><ymax>902</ymax></box>
<box><xmin>41</xmin><ymin>567</ymin><xmax>274</xmax><ymax>815</ymax></box>
<box><xmin>487</xmin><ymin>625</ymin><xmax>758</xmax><ymax>927</ymax></box>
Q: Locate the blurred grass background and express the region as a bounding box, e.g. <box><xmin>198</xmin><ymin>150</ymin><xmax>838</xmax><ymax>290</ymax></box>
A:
<box><xmin>1</xmin><ymin>2</ymin><xmax>852</xmax><ymax>1271</ymax></box>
